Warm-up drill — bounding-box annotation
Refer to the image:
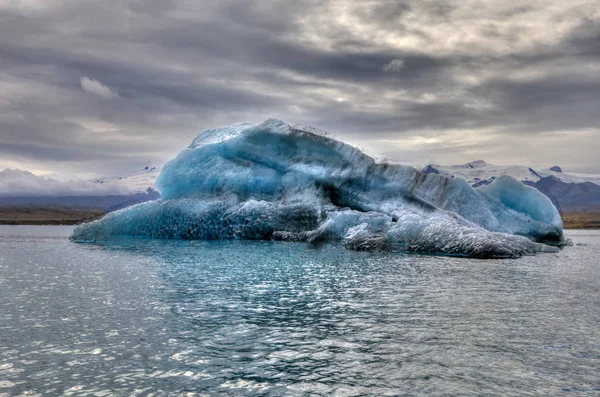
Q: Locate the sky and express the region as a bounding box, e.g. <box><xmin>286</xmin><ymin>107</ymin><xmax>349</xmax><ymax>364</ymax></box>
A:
<box><xmin>1</xmin><ymin>0</ymin><xmax>599</xmax><ymax>181</ymax></box>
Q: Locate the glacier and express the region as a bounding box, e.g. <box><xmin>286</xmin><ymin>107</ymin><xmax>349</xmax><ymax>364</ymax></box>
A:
<box><xmin>72</xmin><ymin>119</ymin><xmax>567</xmax><ymax>258</ymax></box>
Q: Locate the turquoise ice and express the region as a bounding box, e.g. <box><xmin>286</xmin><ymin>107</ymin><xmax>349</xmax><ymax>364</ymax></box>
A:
<box><xmin>72</xmin><ymin>119</ymin><xmax>566</xmax><ymax>258</ymax></box>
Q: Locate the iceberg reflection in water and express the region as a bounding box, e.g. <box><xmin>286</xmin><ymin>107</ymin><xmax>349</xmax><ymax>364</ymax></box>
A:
<box><xmin>73</xmin><ymin>119</ymin><xmax>566</xmax><ymax>258</ymax></box>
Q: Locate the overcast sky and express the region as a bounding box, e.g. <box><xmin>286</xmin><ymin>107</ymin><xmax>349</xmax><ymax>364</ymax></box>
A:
<box><xmin>1</xmin><ymin>0</ymin><xmax>599</xmax><ymax>179</ymax></box>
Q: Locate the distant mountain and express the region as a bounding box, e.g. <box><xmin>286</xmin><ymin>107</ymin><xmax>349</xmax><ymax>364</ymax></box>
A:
<box><xmin>0</xmin><ymin>166</ymin><xmax>161</xmax><ymax>213</ymax></box>
<box><xmin>422</xmin><ymin>161</ymin><xmax>600</xmax><ymax>213</ymax></box>
<box><xmin>422</xmin><ymin>161</ymin><xmax>600</xmax><ymax>187</ymax></box>
<box><xmin>0</xmin><ymin>190</ymin><xmax>160</xmax><ymax>212</ymax></box>
<box><xmin>532</xmin><ymin>176</ymin><xmax>600</xmax><ymax>213</ymax></box>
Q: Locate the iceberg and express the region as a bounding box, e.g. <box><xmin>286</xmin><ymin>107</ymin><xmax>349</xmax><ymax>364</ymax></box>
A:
<box><xmin>72</xmin><ymin>119</ymin><xmax>567</xmax><ymax>258</ymax></box>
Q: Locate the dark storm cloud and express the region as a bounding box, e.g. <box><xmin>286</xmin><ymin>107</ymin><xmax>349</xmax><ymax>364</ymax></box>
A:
<box><xmin>0</xmin><ymin>0</ymin><xmax>599</xmax><ymax>179</ymax></box>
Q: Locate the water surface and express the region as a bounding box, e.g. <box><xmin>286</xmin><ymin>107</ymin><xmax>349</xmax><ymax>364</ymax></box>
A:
<box><xmin>0</xmin><ymin>226</ymin><xmax>599</xmax><ymax>396</ymax></box>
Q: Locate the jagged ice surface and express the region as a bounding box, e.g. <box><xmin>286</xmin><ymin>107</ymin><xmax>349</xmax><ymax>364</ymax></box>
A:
<box><xmin>73</xmin><ymin>120</ymin><xmax>566</xmax><ymax>258</ymax></box>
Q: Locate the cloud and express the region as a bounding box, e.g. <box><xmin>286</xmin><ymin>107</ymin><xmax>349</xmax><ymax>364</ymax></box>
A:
<box><xmin>0</xmin><ymin>0</ymin><xmax>598</xmax><ymax>179</ymax></box>
<box><xmin>80</xmin><ymin>77</ymin><xmax>118</xmax><ymax>99</ymax></box>
<box><xmin>0</xmin><ymin>169</ymin><xmax>135</xmax><ymax>197</ymax></box>
<box><xmin>382</xmin><ymin>59</ymin><xmax>405</xmax><ymax>73</ymax></box>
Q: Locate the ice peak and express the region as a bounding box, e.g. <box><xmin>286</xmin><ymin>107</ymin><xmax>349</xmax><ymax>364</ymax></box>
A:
<box><xmin>189</xmin><ymin>121</ymin><xmax>256</xmax><ymax>149</ymax></box>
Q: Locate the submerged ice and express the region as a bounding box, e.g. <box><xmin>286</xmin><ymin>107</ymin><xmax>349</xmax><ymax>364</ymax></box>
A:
<box><xmin>72</xmin><ymin>119</ymin><xmax>566</xmax><ymax>258</ymax></box>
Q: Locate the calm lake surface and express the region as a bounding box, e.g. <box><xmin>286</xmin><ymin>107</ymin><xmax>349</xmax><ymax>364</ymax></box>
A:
<box><xmin>0</xmin><ymin>226</ymin><xmax>599</xmax><ymax>396</ymax></box>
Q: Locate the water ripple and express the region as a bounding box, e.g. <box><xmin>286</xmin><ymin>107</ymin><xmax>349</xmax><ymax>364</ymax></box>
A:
<box><xmin>0</xmin><ymin>226</ymin><xmax>599</xmax><ymax>395</ymax></box>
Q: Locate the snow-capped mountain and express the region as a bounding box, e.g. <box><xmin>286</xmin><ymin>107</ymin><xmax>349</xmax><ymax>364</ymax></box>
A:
<box><xmin>422</xmin><ymin>161</ymin><xmax>600</xmax><ymax>213</ymax></box>
<box><xmin>0</xmin><ymin>166</ymin><xmax>161</xmax><ymax>212</ymax></box>
<box><xmin>422</xmin><ymin>160</ymin><xmax>600</xmax><ymax>187</ymax></box>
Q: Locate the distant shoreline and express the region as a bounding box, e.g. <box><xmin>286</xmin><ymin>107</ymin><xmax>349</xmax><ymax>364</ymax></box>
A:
<box><xmin>0</xmin><ymin>206</ymin><xmax>104</xmax><ymax>226</ymax></box>
<box><xmin>1</xmin><ymin>206</ymin><xmax>599</xmax><ymax>229</ymax></box>
<box><xmin>560</xmin><ymin>212</ymin><xmax>600</xmax><ymax>229</ymax></box>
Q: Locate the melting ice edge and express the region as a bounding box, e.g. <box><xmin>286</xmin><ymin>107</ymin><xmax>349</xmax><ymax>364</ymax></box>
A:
<box><xmin>72</xmin><ymin>119</ymin><xmax>567</xmax><ymax>258</ymax></box>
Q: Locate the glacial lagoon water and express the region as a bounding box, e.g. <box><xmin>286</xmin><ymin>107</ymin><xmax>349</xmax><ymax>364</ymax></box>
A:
<box><xmin>0</xmin><ymin>226</ymin><xmax>599</xmax><ymax>396</ymax></box>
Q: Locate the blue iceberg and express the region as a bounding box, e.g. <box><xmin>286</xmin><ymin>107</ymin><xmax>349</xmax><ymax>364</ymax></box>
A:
<box><xmin>72</xmin><ymin>119</ymin><xmax>566</xmax><ymax>258</ymax></box>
